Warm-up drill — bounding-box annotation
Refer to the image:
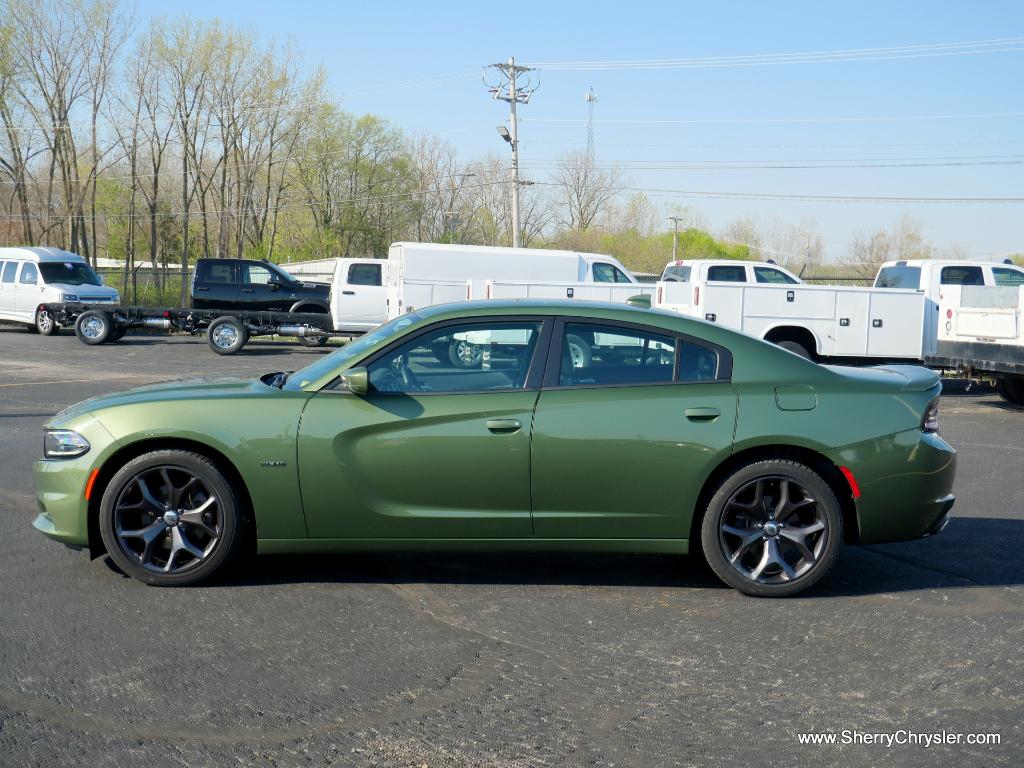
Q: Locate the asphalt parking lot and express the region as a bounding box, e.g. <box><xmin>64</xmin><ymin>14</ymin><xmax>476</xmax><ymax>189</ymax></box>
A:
<box><xmin>0</xmin><ymin>324</ymin><xmax>1021</xmax><ymax>767</ymax></box>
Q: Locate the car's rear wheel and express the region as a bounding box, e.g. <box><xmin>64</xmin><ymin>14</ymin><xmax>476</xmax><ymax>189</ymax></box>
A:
<box><xmin>775</xmin><ymin>340</ymin><xmax>812</xmax><ymax>360</ymax></box>
<box><xmin>99</xmin><ymin>450</ymin><xmax>244</xmax><ymax>586</ymax></box>
<box><xmin>75</xmin><ymin>310</ymin><xmax>112</xmax><ymax>345</ymax></box>
<box><xmin>700</xmin><ymin>459</ymin><xmax>842</xmax><ymax>597</ymax></box>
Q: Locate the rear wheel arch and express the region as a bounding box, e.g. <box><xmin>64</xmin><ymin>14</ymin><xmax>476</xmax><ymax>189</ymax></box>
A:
<box><xmin>87</xmin><ymin>437</ymin><xmax>255</xmax><ymax>559</ymax></box>
<box><xmin>762</xmin><ymin>326</ymin><xmax>819</xmax><ymax>360</ymax></box>
<box><xmin>688</xmin><ymin>444</ymin><xmax>859</xmax><ymax>552</ymax></box>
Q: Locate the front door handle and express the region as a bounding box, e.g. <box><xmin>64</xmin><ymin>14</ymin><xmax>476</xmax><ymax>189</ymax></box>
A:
<box><xmin>342</xmin><ymin>290</ymin><xmax>355</xmax><ymax>295</ymax></box>
<box><xmin>486</xmin><ymin>418</ymin><xmax>521</xmax><ymax>433</ymax></box>
<box><xmin>194</xmin><ymin>286</ymin><xmax>209</xmax><ymax>291</ymax></box>
<box><xmin>685</xmin><ymin>407</ymin><xmax>720</xmax><ymax>422</ymax></box>
<box><xmin>241</xmin><ymin>288</ymin><xmax>255</xmax><ymax>293</ymax></box>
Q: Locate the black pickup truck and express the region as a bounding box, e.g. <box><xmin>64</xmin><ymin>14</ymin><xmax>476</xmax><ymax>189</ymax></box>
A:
<box><xmin>41</xmin><ymin>258</ymin><xmax>341</xmax><ymax>355</ymax></box>
<box><xmin>191</xmin><ymin>258</ymin><xmax>330</xmax><ymax>313</ymax></box>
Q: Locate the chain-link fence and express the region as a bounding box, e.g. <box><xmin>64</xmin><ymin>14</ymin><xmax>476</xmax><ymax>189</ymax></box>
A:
<box><xmin>98</xmin><ymin>267</ymin><xmax>188</xmax><ymax>307</ymax></box>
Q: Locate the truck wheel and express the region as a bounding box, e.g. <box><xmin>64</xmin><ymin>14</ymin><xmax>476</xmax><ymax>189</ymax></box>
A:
<box><xmin>207</xmin><ymin>316</ymin><xmax>249</xmax><ymax>355</ymax></box>
<box><xmin>775</xmin><ymin>340</ymin><xmax>812</xmax><ymax>360</ymax></box>
<box><xmin>566</xmin><ymin>334</ymin><xmax>593</xmax><ymax>368</ymax></box>
<box><xmin>995</xmin><ymin>377</ymin><xmax>1024</xmax><ymax>405</ymax></box>
<box><xmin>75</xmin><ymin>310</ymin><xmax>112</xmax><ymax>345</ymax></box>
<box><xmin>297</xmin><ymin>334</ymin><xmax>329</xmax><ymax>347</ymax></box>
<box><xmin>35</xmin><ymin>307</ymin><xmax>59</xmax><ymax>336</ymax></box>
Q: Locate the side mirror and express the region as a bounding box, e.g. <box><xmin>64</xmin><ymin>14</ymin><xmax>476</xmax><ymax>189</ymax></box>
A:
<box><xmin>341</xmin><ymin>366</ymin><xmax>368</xmax><ymax>395</ymax></box>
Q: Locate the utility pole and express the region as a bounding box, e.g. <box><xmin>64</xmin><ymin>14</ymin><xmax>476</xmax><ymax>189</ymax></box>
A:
<box><xmin>668</xmin><ymin>216</ymin><xmax>683</xmax><ymax>261</ymax></box>
<box><xmin>486</xmin><ymin>57</ymin><xmax>537</xmax><ymax>248</ymax></box>
<box><xmin>585</xmin><ymin>86</ymin><xmax>597</xmax><ymax>159</ymax></box>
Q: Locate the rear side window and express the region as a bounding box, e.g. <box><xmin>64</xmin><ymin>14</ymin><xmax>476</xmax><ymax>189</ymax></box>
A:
<box><xmin>19</xmin><ymin>263</ymin><xmax>38</xmax><ymax>284</ymax></box>
<box><xmin>754</xmin><ymin>267</ymin><xmax>798</xmax><ymax>284</ymax></box>
<box><xmin>348</xmin><ymin>263</ymin><xmax>382</xmax><ymax>286</ymax></box>
<box><xmin>198</xmin><ymin>261</ymin><xmax>235</xmax><ymax>283</ymax></box>
<box><xmin>940</xmin><ymin>266</ymin><xmax>984</xmax><ymax>286</ymax></box>
<box><xmin>1</xmin><ymin>261</ymin><xmax>17</xmax><ymax>283</ymax></box>
<box><xmin>592</xmin><ymin>263</ymin><xmax>632</xmax><ymax>283</ymax></box>
<box><xmin>560</xmin><ymin>322</ymin><xmax>676</xmax><ymax>386</ymax></box>
<box><xmin>662</xmin><ymin>265</ymin><xmax>691</xmax><ymax>282</ymax></box>
<box><xmin>707</xmin><ymin>265</ymin><xmax>746</xmax><ymax>283</ymax></box>
<box><xmin>993</xmin><ymin>267</ymin><xmax>1024</xmax><ymax>287</ymax></box>
<box><xmin>874</xmin><ymin>265</ymin><xmax>922</xmax><ymax>289</ymax></box>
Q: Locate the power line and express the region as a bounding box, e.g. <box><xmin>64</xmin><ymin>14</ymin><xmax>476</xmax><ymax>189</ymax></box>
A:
<box><xmin>523</xmin><ymin>111</ymin><xmax>1024</xmax><ymax>126</ymax></box>
<box><xmin>528</xmin><ymin>36</ymin><xmax>1024</xmax><ymax>70</ymax></box>
<box><xmin>520</xmin><ymin>157</ymin><xmax>1024</xmax><ymax>171</ymax></box>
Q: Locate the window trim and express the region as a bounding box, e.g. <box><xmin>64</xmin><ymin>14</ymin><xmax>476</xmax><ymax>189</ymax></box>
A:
<box><xmin>326</xmin><ymin>315</ymin><xmax>555</xmax><ymax>395</ymax></box>
<box><xmin>541</xmin><ymin>316</ymin><xmax>733</xmax><ymax>391</ymax></box>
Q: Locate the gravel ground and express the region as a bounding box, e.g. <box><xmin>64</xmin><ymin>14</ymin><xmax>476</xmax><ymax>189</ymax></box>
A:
<box><xmin>0</xmin><ymin>324</ymin><xmax>1021</xmax><ymax>767</ymax></box>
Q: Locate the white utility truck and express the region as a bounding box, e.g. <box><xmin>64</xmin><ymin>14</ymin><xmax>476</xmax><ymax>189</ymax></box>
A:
<box><xmin>654</xmin><ymin>259</ymin><xmax>926</xmax><ymax>360</ymax></box>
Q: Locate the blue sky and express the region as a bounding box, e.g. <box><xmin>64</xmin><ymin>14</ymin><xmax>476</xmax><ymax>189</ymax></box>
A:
<box><xmin>138</xmin><ymin>0</ymin><xmax>1022</xmax><ymax>259</ymax></box>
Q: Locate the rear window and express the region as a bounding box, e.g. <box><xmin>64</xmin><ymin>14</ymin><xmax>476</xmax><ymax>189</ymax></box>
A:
<box><xmin>992</xmin><ymin>267</ymin><xmax>1024</xmax><ymax>287</ymax></box>
<box><xmin>874</xmin><ymin>265</ymin><xmax>922</xmax><ymax>289</ymax></box>
<box><xmin>1</xmin><ymin>261</ymin><xmax>17</xmax><ymax>283</ymax></box>
<box><xmin>348</xmin><ymin>263</ymin><xmax>382</xmax><ymax>286</ymax></box>
<box><xmin>940</xmin><ymin>266</ymin><xmax>984</xmax><ymax>286</ymax></box>
<box><xmin>754</xmin><ymin>267</ymin><xmax>798</xmax><ymax>284</ymax></box>
<box><xmin>662</xmin><ymin>265</ymin><xmax>691</xmax><ymax>282</ymax></box>
<box><xmin>707</xmin><ymin>265</ymin><xmax>746</xmax><ymax>283</ymax></box>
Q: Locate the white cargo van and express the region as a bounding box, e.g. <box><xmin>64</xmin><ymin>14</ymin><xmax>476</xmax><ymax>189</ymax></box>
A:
<box><xmin>0</xmin><ymin>247</ymin><xmax>119</xmax><ymax>334</ymax></box>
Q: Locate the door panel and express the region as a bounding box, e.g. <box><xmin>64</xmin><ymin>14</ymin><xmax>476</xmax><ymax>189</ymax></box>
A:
<box><xmin>192</xmin><ymin>261</ymin><xmax>239</xmax><ymax>309</ymax></box>
<box><xmin>297</xmin><ymin>391</ymin><xmax>538</xmax><ymax>538</ymax></box>
<box><xmin>531</xmin><ymin>384</ymin><xmax>737</xmax><ymax>539</ymax></box>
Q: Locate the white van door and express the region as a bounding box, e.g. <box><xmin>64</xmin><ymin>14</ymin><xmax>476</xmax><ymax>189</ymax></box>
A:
<box><xmin>15</xmin><ymin>261</ymin><xmax>43</xmax><ymax>320</ymax></box>
<box><xmin>0</xmin><ymin>260</ymin><xmax>21</xmax><ymax>321</ymax></box>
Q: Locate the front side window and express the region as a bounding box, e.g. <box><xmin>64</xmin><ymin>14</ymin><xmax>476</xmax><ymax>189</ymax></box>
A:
<box><xmin>349</xmin><ymin>263</ymin><xmax>382</xmax><ymax>286</ymax></box>
<box><xmin>19</xmin><ymin>263</ymin><xmax>38</xmax><ymax>284</ymax></box>
<box><xmin>754</xmin><ymin>267</ymin><xmax>798</xmax><ymax>284</ymax></box>
<box><xmin>993</xmin><ymin>267</ymin><xmax>1024</xmax><ymax>287</ymax></box>
<box><xmin>874</xmin><ymin>265</ymin><xmax>922</xmax><ymax>289</ymax></box>
<box><xmin>37</xmin><ymin>261</ymin><xmax>101</xmax><ymax>286</ymax></box>
<box><xmin>242</xmin><ymin>264</ymin><xmax>274</xmax><ymax>285</ymax></box>
<box><xmin>367</xmin><ymin>320</ymin><xmax>542</xmax><ymax>394</ymax></box>
<box><xmin>707</xmin><ymin>265</ymin><xmax>746</xmax><ymax>283</ymax></box>
<box><xmin>560</xmin><ymin>322</ymin><xmax>676</xmax><ymax>386</ymax></box>
<box><xmin>593</xmin><ymin>263</ymin><xmax>631</xmax><ymax>283</ymax></box>
<box><xmin>940</xmin><ymin>266</ymin><xmax>984</xmax><ymax>286</ymax></box>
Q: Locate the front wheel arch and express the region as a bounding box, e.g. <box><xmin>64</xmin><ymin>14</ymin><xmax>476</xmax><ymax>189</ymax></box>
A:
<box><xmin>688</xmin><ymin>444</ymin><xmax>858</xmax><ymax>555</ymax></box>
<box><xmin>87</xmin><ymin>437</ymin><xmax>255</xmax><ymax>560</ymax></box>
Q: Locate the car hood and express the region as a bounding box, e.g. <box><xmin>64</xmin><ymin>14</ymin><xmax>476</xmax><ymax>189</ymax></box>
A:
<box><xmin>48</xmin><ymin>282</ymin><xmax>120</xmax><ymax>296</ymax></box>
<box><xmin>59</xmin><ymin>376</ymin><xmax>265</xmax><ymax>418</ymax></box>
<box><xmin>824</xmin><ymin>364</ymin><xmax>940</xmax><ymax>393</ymax></box>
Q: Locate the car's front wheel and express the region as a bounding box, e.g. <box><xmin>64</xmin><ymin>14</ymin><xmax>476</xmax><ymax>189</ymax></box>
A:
<box><xmin>99</xmin><ymin>450</ymin><xmax>245</xmax><ymax>586</ymax></box>
<box><xmin>700</xmin><ymin>459</ymin><xmax>842</xmax><ymax>597</ymax></box>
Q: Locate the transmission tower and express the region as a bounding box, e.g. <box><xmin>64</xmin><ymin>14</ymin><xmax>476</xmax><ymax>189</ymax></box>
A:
<box><xmin>484</xmin><ymin>57</ymin><xmax>538</xmax><ymax>248</ymax></box>
<box><xmin>585</xmin><ymin>86</ymin><xmax>597</xmax><ymax>158</ymax></box>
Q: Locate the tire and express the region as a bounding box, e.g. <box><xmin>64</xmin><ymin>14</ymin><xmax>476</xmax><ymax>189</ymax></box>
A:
<box><xmin>207</xmin><ymin>316</ymin><xmax>248</xmax><ymax>355</ymax></box>
<box><xmin>565</xmin><ymin>334</ymin><xmax>593</xmax><ymax>368</ymax></box>
<box><xmin>297</xmin><ymin>334</ymin><xmax>329</xmax><ymax>347</ymax></box>
<box><xmin>448</xmin><ymin>337</ymin><xmax>483</xmax><ymax>368</ymax></box>
<box><xmin>431</xmin><ymin>339</ymin><xmax>452</xmax><ymax>364</ymax></box>
<box><xmin>98</xmin><ymin>449</ymin><xmax>245</xmax><ymax>586</ymax></box>
<box><xmin>35</xmin><ymin>307</ymin><xmax>59</xmax><ymax>336</ymax></box>
<box><xmin>700</xmin><ymin>459</ymin><xmax>842</xmax><ymax>597</ymax></box>
<box><xmin>995</xmin><ymin>377</ymin><xmax>1024</xmax><ymax>405</ymax></box>
<box><xmin>775</xmin><ymin>339</ymin><xmax>812</xmax><ymax>360</ymax></box>
<box><xmin>75</xmin><ymin>310</ymin><xmax>112</xmax><ymax>345</ymax></box>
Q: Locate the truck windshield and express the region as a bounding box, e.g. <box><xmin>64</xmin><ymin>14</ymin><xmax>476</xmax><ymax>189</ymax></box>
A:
<box><xmin>39</xmin><ymin>262</ymin><xmax>102</xmax><ymax>286</ymax></box>
<box><xmin>284</xmin><ymin>312</ymin><xmax>425</xmax><ymax>391</ymax></box>
<box><xmin>874</xmin><ymin>265</ymin><xmax>921</xmax><ymax>290</ymax></box>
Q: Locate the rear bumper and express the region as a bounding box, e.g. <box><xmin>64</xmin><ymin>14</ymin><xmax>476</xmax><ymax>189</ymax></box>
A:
<box><xmin>827</xmin><ymin>430</ymin><xmax>957</xmax><ymax>545</ymax></box>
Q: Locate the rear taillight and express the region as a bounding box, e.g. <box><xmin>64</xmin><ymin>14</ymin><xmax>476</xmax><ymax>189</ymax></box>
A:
<box><xmin>922</xmin><ymin>400</ymin><xmax>939</xmax><ymax>433</ymax></box>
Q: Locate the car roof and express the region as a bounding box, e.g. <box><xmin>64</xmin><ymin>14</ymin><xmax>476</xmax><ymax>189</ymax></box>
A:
<box><xmin>0</xmin><ymin>247</ymin><xmax>87</xmax><ymax>263</ymax></box>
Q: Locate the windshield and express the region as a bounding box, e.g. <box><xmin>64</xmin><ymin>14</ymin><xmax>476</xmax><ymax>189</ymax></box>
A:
<box><xmin>39</xmin><ymin>261</ymin><xmax>102</xmax><ymax>286</ymax></box>
<box><xmin>266</xmin><ymin>262</ymin><xmax>297</xmax><ymax>283</ymax></box>
<box><xmin>284</xmin><ymin>312</ymin><xmax>425</xmax><ymax>390</ymax></box>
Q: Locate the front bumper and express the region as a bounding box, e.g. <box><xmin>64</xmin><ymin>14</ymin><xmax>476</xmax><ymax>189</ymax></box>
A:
<box><xmin>827</xmin><ymin>430</ymin><xmax>957</xmax><ymax>545</ymax></box>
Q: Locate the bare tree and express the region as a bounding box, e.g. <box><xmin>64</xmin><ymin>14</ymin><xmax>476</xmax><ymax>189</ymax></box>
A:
<box><xmin>555</xmin><ymin>149</ymin><xmax>623</xmax><ymax>230</ymax></box>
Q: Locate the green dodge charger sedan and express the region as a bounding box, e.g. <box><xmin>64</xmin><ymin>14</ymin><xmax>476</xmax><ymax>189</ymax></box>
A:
<box><xmin>33</xmin><ymin>300</ymin><xmax>956</xmax><ymax>596</ymax></box>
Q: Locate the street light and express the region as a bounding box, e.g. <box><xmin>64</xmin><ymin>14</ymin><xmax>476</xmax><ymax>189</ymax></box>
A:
<box><xmin>496</xmin><ymin>125</ymin><xmax>512</xmax><ymax>143</ymax></box>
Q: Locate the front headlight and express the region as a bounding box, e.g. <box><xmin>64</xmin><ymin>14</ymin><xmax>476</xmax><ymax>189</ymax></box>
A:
<box><xmin>43</xmin><ymin>429</ymin><xmax>91</xmax><ymax>459</ymax></box>
<box><xmin>61</xmin><ymin>293</ymin><xmax>79</xmax><ymax>303</ymax></box>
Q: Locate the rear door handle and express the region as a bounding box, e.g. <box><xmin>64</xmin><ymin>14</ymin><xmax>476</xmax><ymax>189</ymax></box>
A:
<box><xmin>342</xmin><ymin>290</ymin><xmax>355</xmax><ymax>295</ymax></box>
<box><xmin>685</xmin><ymin>407</ymin><xmax>720</xmax><ymax>422</ymax></box>
<box><xmin>241</xmin><ymin>288</ymin><xmax>255</xmax><ymax>293</ymax></box>
<box><xmin>194</xmin><ymin>286</ymin><xmax>209</xmax><ymax>291</ymax></box>
<box><xmin>486</xmin><ymin>418</ymin><xmax>521</xmax><ymax>433</ymax></box>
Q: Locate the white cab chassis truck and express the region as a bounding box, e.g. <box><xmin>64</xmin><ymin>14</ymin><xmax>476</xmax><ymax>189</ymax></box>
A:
<box><xmin>654</xmin><ymin>259</ymin><xmax>925</xmax><ymax>361</ymax></box>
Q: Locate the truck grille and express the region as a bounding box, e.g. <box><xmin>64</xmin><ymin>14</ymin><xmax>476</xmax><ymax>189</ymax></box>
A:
<box><xmin>79</xmin><ymin>295</ymin><xmax>117</xmax><ymax>303</ymax></box>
